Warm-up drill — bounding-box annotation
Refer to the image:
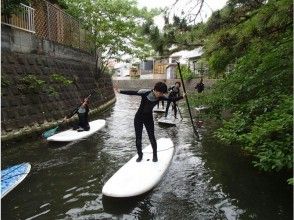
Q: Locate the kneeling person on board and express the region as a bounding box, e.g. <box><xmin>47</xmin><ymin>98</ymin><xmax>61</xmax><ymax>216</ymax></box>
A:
<box><xmin>165</xmin><ymin>81</ymin><xmax>181</xmax><ymax>119</ymax></box>
<box><xmin>114</xmin><ymin>82</ymin><xmax>184</xmax><ymax>162</ymax></box>
<box><xmin>65</xmin><ymin>97</ymin><xmax>90</xmax><ymax>132</ymax></box>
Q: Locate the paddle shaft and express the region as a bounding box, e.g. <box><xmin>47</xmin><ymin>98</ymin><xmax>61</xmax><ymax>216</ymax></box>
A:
<box><xmin>177</xmin><ymin>62</ymin><xmax>199</xmax><ymax>139</ymax></box>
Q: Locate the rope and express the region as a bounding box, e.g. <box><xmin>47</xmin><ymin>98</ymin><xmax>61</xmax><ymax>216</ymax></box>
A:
<box><xmin>143</xmin><ymin>146</ymin><xmax>175</xmax><ymax>154</ymax></box>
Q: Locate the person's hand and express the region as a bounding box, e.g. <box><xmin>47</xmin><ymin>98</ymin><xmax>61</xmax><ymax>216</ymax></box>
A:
<box><xmin>82</xmin><ymin>98</ymin><xmax>88</xmax><ymax>106</ymax></box>
<box><xmin>183</xmin><ymin>92</ymin><xmax>186</xmax><ymax>98</ymax></box>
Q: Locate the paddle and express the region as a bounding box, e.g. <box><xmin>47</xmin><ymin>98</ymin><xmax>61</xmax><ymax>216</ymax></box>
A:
<box><xmin>176</xmin><ymin>62</ymin><xmax>199</xmax><ymax>139</ymax></box>
<box><xmin>42</xmin><ymin>91</ymin><xmax>95</xmax><ymax>139</ymax></box>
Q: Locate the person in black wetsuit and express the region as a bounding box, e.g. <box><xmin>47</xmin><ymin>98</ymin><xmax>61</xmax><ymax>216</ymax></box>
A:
<box><xmin>114</xmin><ymin>82</ymin><xmax>184</xmax><ymax>162</ymax></box>
<box><xmin>157</xmin><ymin>79</ymin><xmax>167</xmax><ymax>109</ymax></box>
<box><xmin>65</xmin><ymin>97</ymin><xmax>90</xmax><ymax>131</ymax></box>
<box><xmin>157</xmin><ymin>99</ymin><xmax>165</xmax><ymax>109</ymax></box>
<box><xmin>165</xmin><ymin>82</ymin><xmax>181</xmax><ymax>119</ymax></box>
<box><xmin>195</xmin><ymin>77</ymin><xmax>204</xmax><ymax>93</ymax></box>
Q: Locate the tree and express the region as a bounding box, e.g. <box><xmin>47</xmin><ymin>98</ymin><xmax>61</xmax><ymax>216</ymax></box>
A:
<box><xmin>161</xmin><ymin>0</ymin><xmax>293</xmax><ymax>178</ymax></box>
<box><xmin>63</xmin><ymin>0</ymin><xmax>159</xmax><ymax>74</ymax></box>
<box><xmin>198</xmin><ymin>0</ymin><xmax>293</xmax><ymax>175</ymax></box>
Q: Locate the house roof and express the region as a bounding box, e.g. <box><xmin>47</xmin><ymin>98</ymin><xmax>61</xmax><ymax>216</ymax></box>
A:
<box><xmin>170</xmin><ymin>47</ymin><xmax>203</xmax><ymax>59</ymax></box>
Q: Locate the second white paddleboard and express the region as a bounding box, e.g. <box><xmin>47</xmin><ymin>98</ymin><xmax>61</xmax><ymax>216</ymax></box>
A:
<box><xmin>47</xmin><ymin>119</ymin><xmax>106</xmax><ymax>142</ymax></box>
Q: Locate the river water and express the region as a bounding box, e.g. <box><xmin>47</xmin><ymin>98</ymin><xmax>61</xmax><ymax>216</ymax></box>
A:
<box><xmin>1</xmin><ymin>93</ymin><xmax>292</xmax><ymax>220</ymax></box>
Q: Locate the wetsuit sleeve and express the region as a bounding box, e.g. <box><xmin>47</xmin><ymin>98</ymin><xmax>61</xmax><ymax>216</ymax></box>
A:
<box><xmin>119</xmin><ymin>90</ymin><xmax>140</xmax><ymax>95</ymax></box>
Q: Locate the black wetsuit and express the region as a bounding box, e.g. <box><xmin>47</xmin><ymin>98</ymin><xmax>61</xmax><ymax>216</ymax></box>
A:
<box><xmin>165</xmin><ymin>86</ymin><xmax>180</xmax><ymax>118</ymax></box>
<box><xmin>120</xmin><ymin>89</ymin><xmax>183</xmax><ymax>158</ymax></box>
<box><xmin>195</xmin><ymin>82</ymin><xmax>204</xmax><ymax>93</ymax></box>
<box><xmin>67</xmin><ymin>104</ymin><xmax>90</xmax><ymax>131</ymax></box>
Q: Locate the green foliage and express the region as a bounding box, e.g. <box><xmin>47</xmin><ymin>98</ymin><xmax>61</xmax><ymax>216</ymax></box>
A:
<box><xmin>63</xmin><ymin>0</ymin><xmax>159</xmax><ymax>72</ymax></box>
<box><xmin>1</xmin><ymin>75</ymin><xmax>11</xmax><ymax>88</ymax></box>
<box><xmin>18</xmin><ymin>74</ymin><xmax>70</xmax><ymax>96</ymax></box>
<box><xmin>176</xmin><ymin>65</ymin><xmax>193</xmax><ymax>80</ymax></box>
<box><xmin>1</xmin><ymin>0</ymin><xmax>31</xmax><ymax>17</ymax></box>
<box><xmin>46</xmin><ymin>86</ymin><xmax>59</xmax><ymax>97</ymax></box>
<box><xmin>143</xmin><ymin>14</ymin><xmax>204</xmax><ymax>56</ymax></box>
<box><xmin>21</xmin><ymin>74</ymin><xmax>45</xmax><ymax>93</ymax></box>
<box><xmin>187</xmin><ymin>0</ymin><xmax>293</xmax><ymax>174</ymax></box>
<box><xmin>287</xmin><ymin>178</ymin><xmax>294</xmax><ymax>185</ymax></box>
<box><xmin>51</xmin><ymin>73</ymin><xmax>73</xmax><ymax>85</ymax></box>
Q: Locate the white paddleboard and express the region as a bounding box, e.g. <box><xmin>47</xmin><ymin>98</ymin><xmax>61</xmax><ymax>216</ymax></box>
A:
<box><xmin>153</xmin><ymin>107</ymin><xmax>166</xmax><ymax>113</ymax></box>
<box><xmin>195</xmin><ymin>106</ymin><xmax>209</xmax><ymax>112</ymax></box>
<box><xmin>158</xmin><ymin>116</ymin><xmax>181</xmax><ymax>125</ymax></box>
<box><xmin>47</xmin><ymin>119</ymin><xmax>106</xmax><ymax>142</ymax></box>
<box><xmin>102</xmin><ymin>138</ymin><xmax>174</xmax><ymax>198</ymax></box>
<box><xmin>1</xmin><ymin>163</ymin><xmax>31</xmax><ymax>198</ymax></box>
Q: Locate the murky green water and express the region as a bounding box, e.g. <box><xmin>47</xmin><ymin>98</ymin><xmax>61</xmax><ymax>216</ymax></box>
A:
<box><xmin>1</xmin><ymin>94</ymin><xmax>292</xmax><ymax>220</ymax></box>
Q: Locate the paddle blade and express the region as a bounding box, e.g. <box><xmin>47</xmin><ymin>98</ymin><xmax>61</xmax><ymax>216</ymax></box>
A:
<box><xmin>42</xmin><ymin>126</ymin><xmax>59</xmax><ymax>139</ymax></box>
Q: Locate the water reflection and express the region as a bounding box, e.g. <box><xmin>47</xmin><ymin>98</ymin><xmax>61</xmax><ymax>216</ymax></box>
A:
<box><xmin>1</xmin><ymin>93</ymin><xmax>292</xmax><ymax>220</ymax></box>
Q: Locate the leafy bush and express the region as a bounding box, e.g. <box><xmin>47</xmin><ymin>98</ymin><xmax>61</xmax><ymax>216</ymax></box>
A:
<box><xmin>190</xmin><ymin>0</ymin><xmax>293</xmax><ymax>177</ymax></box>
<box><xmin>21</xmin><ymin>74</ymin><xmax>45</xmax><ymax>93</ymax></box>
<box><xmin>51</xmin><ymin>73</ymin><xmax>73</xmax><ymax>85</ymax></box>
<box><xmin>176</xmin><ymin>64</ymin><xmax>194</xmax><ymax>80</ymax></box>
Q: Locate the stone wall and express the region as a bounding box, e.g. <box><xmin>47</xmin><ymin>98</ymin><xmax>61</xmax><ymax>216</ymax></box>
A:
<box><xmin>1</xmin><ymin>25</ymin><xmax>115</xmax><ymax>142</ymax></box>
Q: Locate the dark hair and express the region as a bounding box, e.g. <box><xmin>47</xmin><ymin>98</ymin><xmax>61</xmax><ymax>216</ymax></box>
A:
<box><xmin>154</xmin><ymin>82</ymin><xmax>167</xmax><ymax>93</ymax></box>
<box><xmin>175</xmin><ymin>81</ymin><xmax>181</xmax><ymax>87</ymax></box>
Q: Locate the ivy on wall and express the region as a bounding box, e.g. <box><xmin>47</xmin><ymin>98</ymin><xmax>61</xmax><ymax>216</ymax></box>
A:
<box><xmin>13</xmin><ymin>73</ymin><xmax>73</xmax><ymax>96</ymax></box>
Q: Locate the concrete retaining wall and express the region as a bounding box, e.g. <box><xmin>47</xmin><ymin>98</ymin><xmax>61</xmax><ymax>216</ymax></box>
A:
<box><xmin>112</xmin><ymin>78</ymin><xmax>216</xmax><ymax>91</ymax></box>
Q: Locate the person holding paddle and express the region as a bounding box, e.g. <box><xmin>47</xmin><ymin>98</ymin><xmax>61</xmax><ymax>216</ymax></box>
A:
<box><xmin>65</xmin><ymin>97</ymin><xmax>90</xmax><ymax>132</ymax></box>
<box><xmin>114</xmin><ymin>82</ymin><xmax>184</xmax><ymax>162</ymax></box>
<box><xmin>165</xmin><ymin>81</ymin><xmax>181</xmax><ymax>119</ymax></box>
<box><xmin>195</xmin><ymin>77</ymin><xmax>204</xmax><ymax>93</ymax></box>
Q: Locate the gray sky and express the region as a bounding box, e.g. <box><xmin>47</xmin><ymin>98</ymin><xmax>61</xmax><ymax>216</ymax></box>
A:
<box><xmin>137</xmin><ymin>0</ymin><xmax>228</xmax><ymax>28</ymax></box>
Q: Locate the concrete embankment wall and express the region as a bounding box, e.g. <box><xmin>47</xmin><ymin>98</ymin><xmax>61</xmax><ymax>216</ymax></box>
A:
<box><xmin>112</xmin><ymin>78</ymin><xmax>216</xmax><ymax>91</ymax></box>
<box><xmin>1</xmin><ymin>25</ymin><xmax>115</xmax><ymax>142</ymax></box>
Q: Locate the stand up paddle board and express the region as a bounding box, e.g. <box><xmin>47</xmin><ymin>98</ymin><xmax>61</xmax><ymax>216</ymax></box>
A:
<box><xmin>102</xmin><ymin>138</ymin><xmax>174</xmax><ymax>198</ymax></box>
<box><xmin>158</xmin><ymin>116</ymin><xmax>181</xmax><ymax>125</ymax></box>
<box><xmin>1</xmin><ymin>163</ymin><xmax>31</xmax><ymax>198</ymax></box>
<box><xmin>47</xmin><ymin>119</ymin><xmax>106</xmax><ymax>142</ymax></box>
<box><xmin>195</xmin><ymin>106</ymin><xmax>209</xmax><ymax>112</ymax></box>
<box><xmin>153</xmin><ymin>107</ymin><xmax>166</xmax><ymax>113</ymax></box>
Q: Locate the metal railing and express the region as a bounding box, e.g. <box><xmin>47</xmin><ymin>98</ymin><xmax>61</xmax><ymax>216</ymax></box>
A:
<box><xmin>1</xmin><ymin>3</ymin><xmax>35</xmax><ymax>33</ymax></box>
<box><xmin>1</xmin><ymin>0</ymin><xmax>94</xmax><ymax>53</ymax></box>
<box><xmin>32</xmin><ymin>0</ymin><xmax>94</xmax><ymax>53</ymax></box>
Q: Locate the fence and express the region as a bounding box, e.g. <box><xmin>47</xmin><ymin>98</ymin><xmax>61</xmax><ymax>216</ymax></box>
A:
<box><xmin>1</xmin><ymin>3</ymin><xmax>35</xmax><ymax>33</ymax></box>
<box><xmin>1</xmin><ymin>0</ymin><xmax>94</xmax><ymax>53</ymax></box>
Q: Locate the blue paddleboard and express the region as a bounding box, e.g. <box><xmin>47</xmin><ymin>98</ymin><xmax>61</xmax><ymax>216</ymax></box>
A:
<box><xmin>1</xmin><ymin>163</ymin><xmax>31</xmax><ymax>198</ymax></box>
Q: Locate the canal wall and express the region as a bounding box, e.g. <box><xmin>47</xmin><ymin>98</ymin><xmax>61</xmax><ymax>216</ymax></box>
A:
<box><xmin>1</xmin><ymin>25</ymin><xmax>115</xmax><ymax>142</ymax></box>
<box><xmin>112</xmin><ymin>78</ymin><xmax>217</xmax><ymax>91</ymax></box>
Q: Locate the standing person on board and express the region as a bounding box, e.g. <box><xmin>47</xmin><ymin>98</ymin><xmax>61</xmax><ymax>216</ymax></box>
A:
<box><xmin>195</xmin><ymin>77</ymin><xmax>204</xmax><ymax>93</ymax></box>
<box><xmin>165</xmin><ymin>82</ymin><xmax>181</xmax><ymax>119</ymax></box>
<box><xmin>157</xmin><ymin>79</ymin><xmax>167</xmax><ymax>109</ymax></box>
<box><xmin>114</xmin><ymin>82</ymin><xmax>184</xmax><ymax>162</ymax></box>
